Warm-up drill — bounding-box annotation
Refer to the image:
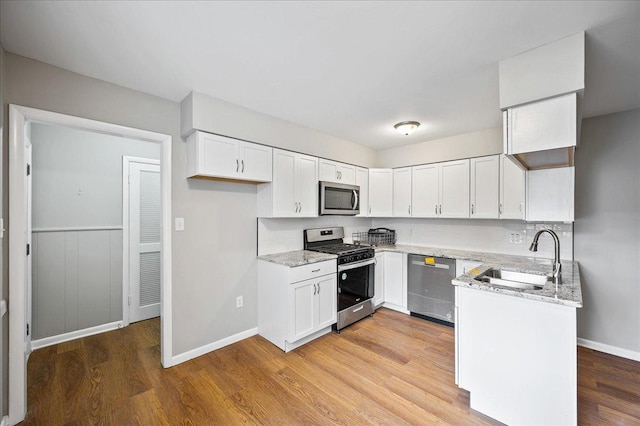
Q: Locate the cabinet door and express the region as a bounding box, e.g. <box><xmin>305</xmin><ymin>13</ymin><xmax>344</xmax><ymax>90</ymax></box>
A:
<box><xmin>295</xmin><ymin>154</ymin><xmax>318</xmax><ymax>217</ymax></box>
<box><xmin>393</xmin><ymin>167</ymin><xmax>412</xmax><ymax>217</ymax></box>
<box><xmin>355</xmin><ymin>167</ymin><xmax>369</xmax><ymax>217</ymax></box>
<box><xmin>199</xmin><ymin>132</ymin><xmax>239</xmax><ymax>178</ymax></box>
<box><xmin>384</xmin><ymin>252</ymin><xmax>406</xmax><ymax>308</ymax></box>
<box><xmin>412</xmin><ymin>164</ymin><xmax>439</xmax><ymax>218</ymax></box>
<box><xmin>319</xmin><ymin>159</ymin><xmax>340</xmax><ymax>183</ymax></box>
<box><xmin>373</xmin><ymin>252</ymin><xmax>385</xmax><ymax>307</ymax></box>
<box><xmin>239</xmin><ymin>142</ymin><xmax>272</xmax><ymax>182</ymax></box>
<box><xmin>316</xmin><ymin>275</ymin><xmax>337</xmax><ymax>329</ymax></box>
<box><xmin>440</xmin><ymin>159</ymin><xmax>470</xmax><ymax>218</ymax></box>
<box><xmin>470</xmin><ymin>155</ymin><xmax>499</xmax><ymax>219</ymax></box>
<box><xmin>289</xmin><ymin>279</ymin><xmax>316</xmax><ymax>342</ymax></box>
<box><xmin>272</xmin><ymin>149</ymin><xmax>297</xmax><ymax>217</ymax></box>
<box><xmin>337</xmin><ymin>163</ymin><xmax>356</xmax><ymax>185</ymax></box>
<box><xmin>368</xmin><ymin>169</ymin><xmax>393</xmax><ymax>217</ymax></box>
<box><xmin>508</xmin><ymin>93</ymin><xmax>577</xmax><ymax>154</ymax></box>
<box><xmin>500</xmin><ymin>155</ymin><xmax>525</xmax><ymax>219</ymax></box>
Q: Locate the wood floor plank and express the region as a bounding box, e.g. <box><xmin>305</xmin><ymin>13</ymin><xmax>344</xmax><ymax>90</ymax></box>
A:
<box><xmin>24</xmin><ymin>308</ymin><xmax>640</xmax><ymax>425</ymax></box>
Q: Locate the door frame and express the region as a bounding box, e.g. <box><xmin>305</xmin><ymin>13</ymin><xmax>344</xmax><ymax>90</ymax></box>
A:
<box><xmin>8</xmin><ymin>105</ymin><xmax>174</xmax><ymax>425</ymax></box>
<box><xmin>122</xmin><ymin>156</ymin><xmax>161</xmax><ymax>327</ymax></box>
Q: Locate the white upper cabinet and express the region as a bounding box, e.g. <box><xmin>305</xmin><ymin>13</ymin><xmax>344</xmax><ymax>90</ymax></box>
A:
<box><xmin>527</xmin><ymin>167</ymin><xmax>575</xmax><ymax>222</ymax></box>
<box><xmin>412</xmin><ymin>164</ymin><xmax>439</xmax><ymax>218</ymax></box>
<box><xmin>318</xmin><ymin>159</ymin><xmax>356</xmax><ymax>185</ymax></box>
<box><xmin>411</xmin><ymin>160</ymin><xmax>469</xmax><ymax>218</ymax></box>
<box><xmin>439</xmin><ymin>159</ymin><xmax>470</xmax><ymax>218</ymax></box>
<box><xmin>499</xmin><ymin>155</ymin><xmax>526</xmax><ymax>220</ymax></box>
<box><xmin>368</xmin><ymin>169</ymin><xmax>393</xmax><ymax>217</ymax></box>
<box><xmin>504</xmin><ymin>93</ymin><xmax>578</xmax><ymax>170</ymax></box>
<box><xmin>393</xmin><ymin>167</ymin><xmax>412</xmax><ymax>217</ymax></box>
<box><xmin>470</xmin><ymin>155</ymin><xmax>499</xmax><ymax>219</ymax></box>
<box><xmin>186</xmin><ymin>131</ymin><xmax>272</xmax><ymax>182</ymax></box>
<box><xmin>355</xmin><ymin>167</ymin><xmax>369</xmax><ymax>217</ymax></box>
<box><xmin>257</xmin><ymin>149</ymin><xmax>318</xmax><ymax>218</ymax></box>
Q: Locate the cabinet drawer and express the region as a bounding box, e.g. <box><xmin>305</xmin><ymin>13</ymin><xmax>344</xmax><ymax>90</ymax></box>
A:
<box><xmin>288</xmin><ymin>260</ymin><xmax>336</xmax><ymax>284</ymax></box>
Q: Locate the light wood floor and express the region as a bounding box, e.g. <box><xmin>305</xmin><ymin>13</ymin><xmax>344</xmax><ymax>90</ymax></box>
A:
<box><xmin>24</xmin><ymin>308</ymin><xmax>640</xmax><ymax>425</ymax></box>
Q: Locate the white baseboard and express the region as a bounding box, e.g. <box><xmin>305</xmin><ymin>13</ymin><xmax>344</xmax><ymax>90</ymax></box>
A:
<box><xmin>31</xmin><ymin>321</ymin><xmax>123</xmax><ymax>350</ymax></box>
<box><xmin>382</xmin><ymin>302</ymin><xmax>410</xmax><ymax>315</ymax></box>
<box><xmin>285</xmin><ymin>327</ymin><xmax>332</xmax><ymax>352</ymax></box>
<box><xmin>171</xmin><ymin>327</ymin><xmax>258</xmax><ymax>366</ymax></box>
<box><xmin>577</xmin><ymin>338</ymin><xmax>640</xmax><ymax>362</ymax></box>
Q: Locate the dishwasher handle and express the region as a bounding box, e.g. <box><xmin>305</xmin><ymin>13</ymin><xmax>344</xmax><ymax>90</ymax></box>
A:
<box><xmin>410</xmin><ymin>260</ymin><xmax>451</xmax><ymax>270</ymax></box>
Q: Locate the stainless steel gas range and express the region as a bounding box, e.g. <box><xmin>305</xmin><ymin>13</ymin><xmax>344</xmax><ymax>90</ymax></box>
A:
<box><xmin>304</xmin><ymin>227</ymin><xmax>375</xmax><ymax>332</ymax></box>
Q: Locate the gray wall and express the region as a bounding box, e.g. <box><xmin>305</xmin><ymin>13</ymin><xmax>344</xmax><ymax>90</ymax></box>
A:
<box><xmin>31</xmin><ymin>122</ymin><xmax>160</xmax><ymax>228</ymax></box>
<box><xmin>575</xmin><ymin>108</ymin><xmax>640</xmax><ymax>353</ymax></box>
<box><xmin>375</xmin><ymin>127</ymin><xmax>503</xmax><ymax>168</ymax></box>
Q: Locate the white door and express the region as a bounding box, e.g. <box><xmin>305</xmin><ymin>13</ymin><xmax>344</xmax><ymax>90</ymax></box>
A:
<box><xmin>393</xmin><ymin>167</ymin><xmax>412</xmax><ymax>217</ymax></box>
<box><xmin>470</xmin><ymin>155</ymin><xmax>499</xmax><ymax>219</ymax></box>
<box><xmin>295</xmin><ymin>154</ymin><xmax>318</xmax><ymax>217</ymax></box>
<box><xmin>128</xmin><ymin>161</ymin><xmax>161</xmax><ymax>323</ymax></box>
<box><xmin>440</xmin><ymin>159</ymin><xmax>470</xmax><ymax>218</ymax></box>
<box><xmin>412</xmin><ymin>164</ymin><xmax>440</xmax><ymax>218</ymax></box>
<box><xmin>239</xmin><ymin>141</ymin><xmax>272</xmax><ymax>182</ymax></box>
<box><xmin>368</xmin><ymin>169</ymin><xmax>393</xmax><ymax>217</ymax></box>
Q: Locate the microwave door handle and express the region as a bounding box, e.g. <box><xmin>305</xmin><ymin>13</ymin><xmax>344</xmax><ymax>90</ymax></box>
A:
<box><xmin>352</xmin><ymin>190</ymin><xmax>358</xmax><ymax>210</ymax></box>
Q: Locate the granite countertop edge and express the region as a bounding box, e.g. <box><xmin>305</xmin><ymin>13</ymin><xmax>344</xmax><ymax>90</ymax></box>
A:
<box><xmin>257</xmin><ymin>250</ymin><xmax>337</xmax><ymax>267</ymax></box>
<box><xmin>258</xmin><ymin>244</ymin><xmax>582</xmax><ymax>308</ymax></box>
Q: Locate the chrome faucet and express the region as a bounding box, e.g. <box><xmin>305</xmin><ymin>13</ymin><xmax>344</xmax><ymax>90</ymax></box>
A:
<box><xmin>529</xmin><ymin>229</ymin><xmax>562</xmax><ymax>284</ymax></box>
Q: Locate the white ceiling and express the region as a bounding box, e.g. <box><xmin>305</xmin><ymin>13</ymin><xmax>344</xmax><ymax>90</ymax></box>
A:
<box><xmin>1</xmin><ymin>1</ymin><xmax>639</xmax><ymax>150</ymax></box>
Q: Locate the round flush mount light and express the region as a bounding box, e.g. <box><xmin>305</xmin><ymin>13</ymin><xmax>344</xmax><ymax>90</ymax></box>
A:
<box><xmin>394</xmin><ymin>121</ymin><xmax>420</xmax><ymax>135</ymax></box>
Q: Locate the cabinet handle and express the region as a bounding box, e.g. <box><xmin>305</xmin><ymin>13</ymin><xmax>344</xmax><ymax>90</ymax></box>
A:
<box><xmin>499</xmin><ymin>203</ymin><xmax>503</xmax><ymax>214</ymax></box>
<box><xmin>311</xmin><ymin>268</ymin><xmax>320</xmax><ymax>273</ymax></box>
<box><xmin>336</xmin><ymin>171</ymin><xmax>339</xmax><ymax>180</ymax></box>
<box><xmin>317</xmin><ymin>283</ymin><xmax>321</xmax><ymax>294</ymax></box>
<box><xmin>408</xmin><ymin>205</ymin><xmax>411</xmax><ymax>214</ymax></box>
<box><xmin>236</xmin><ymin>159</ymin><xmax>239</xmax><ymax>172</ymax></box>
<box><xmin>241</xmin><ymin>160</ymin><xmax>245</xmax><ymax>173</ymax></box>
<box><xmin>313</xmin><ymin>284</ymin><xmax>317</xmax><ymax>295</ymax></box>
<box><xmin>439</xmin><ymin>205</ymin><xmax>442</xmax><ymax>215</ymax></box>
<box><xmin>471</xmin><ymin>204</ymin><xmax>474</xmax><ymax>215</ymax></box>
<box><xmin>435</xmin><ymin>205</ymin><xmax>438</xmax><ymax>214</ymax></box>
<box><xmin>369</xmin><ymin>206</ymin><xmax>372</xmax><ymax>214</ymax></box>
<box><xmin>299</xmin><ymin>203</ymin><xmax>302</xmax><ymax>213</ymax></box>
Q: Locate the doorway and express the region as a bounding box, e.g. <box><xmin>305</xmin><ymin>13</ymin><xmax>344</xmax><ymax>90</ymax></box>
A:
<box><xmin>8</xmin><ymin>105</ymin><xmax>173</xmax><ymax>425</ymax></box>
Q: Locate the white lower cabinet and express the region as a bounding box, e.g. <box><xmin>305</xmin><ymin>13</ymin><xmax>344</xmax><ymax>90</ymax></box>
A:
<box><xmin>456</xmin><ymin>286</ymin><xmax>577</xmax><ymax>425</ymax></box>
<box><xmin>258</xmin><ymin>260</ymin><xmax>337</xmax><ymax>352</ymax></box>
<box><xmin>373</xmin><ymin>252</ymin><xmax>385</xmax><ymax>308</ymax></box>
<box><xmin>383</xmin><ymin>252</ymin><xmax>407</xmax><ymax>312</ymax></box>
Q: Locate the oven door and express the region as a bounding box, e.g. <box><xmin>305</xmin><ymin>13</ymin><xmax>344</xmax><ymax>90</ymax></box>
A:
<box><xmin>337</xmin><ymin>258</ymin><xmax>374</xmax><ymax>311</ymax></box>
<box><xmin>319</xmin><ymin>181</ymin><xmax>360</xmax><ymax>215</ymax></box>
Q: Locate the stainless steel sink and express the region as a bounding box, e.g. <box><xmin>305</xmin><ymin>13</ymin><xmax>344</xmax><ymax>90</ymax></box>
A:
<box><xmin>474</xmin><ymin>268</ymin><xmax>551</xmax><ymax>290</ymax></box>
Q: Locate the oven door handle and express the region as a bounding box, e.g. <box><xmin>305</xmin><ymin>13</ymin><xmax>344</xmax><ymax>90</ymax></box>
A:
<box><xmin>338</xmin><ymin>258</ymin><xmax>375</xmax><ymax>272</ymax></box>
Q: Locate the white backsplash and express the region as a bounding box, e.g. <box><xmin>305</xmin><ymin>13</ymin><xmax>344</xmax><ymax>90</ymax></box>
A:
<box><xmin>258</xmin><ymin>217</ymin><xmax>573</xmax><ymax>261</ymax></box>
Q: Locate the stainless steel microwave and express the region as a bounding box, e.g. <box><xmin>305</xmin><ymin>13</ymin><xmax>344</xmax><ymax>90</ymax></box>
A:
<box><xmin>319</xmin><ymin>181</ymin><xmax>360</xmax><ymax>215</ymax></box>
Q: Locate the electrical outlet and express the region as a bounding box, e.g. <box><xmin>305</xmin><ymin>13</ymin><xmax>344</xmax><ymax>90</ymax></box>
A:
<box><xmin>236</xmin><ymin>296</ymin><xmax>243</xmax><ymax>308</ymax></box>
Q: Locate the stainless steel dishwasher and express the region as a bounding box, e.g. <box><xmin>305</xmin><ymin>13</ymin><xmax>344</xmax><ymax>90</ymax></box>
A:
<box><xmin>407</xmin><ymin>254</ymin><xmax>456</xmax><ymax>325</ymax></box>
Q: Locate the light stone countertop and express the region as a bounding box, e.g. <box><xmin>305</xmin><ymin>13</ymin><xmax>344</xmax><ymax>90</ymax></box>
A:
<box><xmin>257</xmin><ymin>250</ymin><xmax>337</xmax><ymax>267</ymax></box>
<box><xmin>377</xmin><ymin>244</ymin><xmax>582</xmax><ymax>308</ymax></box>
<box><xmin>258</xmin><ymin>243</ymin><xmax>582</xmax><ymax>308</ymax></box>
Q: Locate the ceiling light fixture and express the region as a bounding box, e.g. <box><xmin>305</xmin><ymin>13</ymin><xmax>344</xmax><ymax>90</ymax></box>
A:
<box><xmin>394</xmin><ymin>121</ymin><xmax>420</xmax><ymax>136</ymax></box>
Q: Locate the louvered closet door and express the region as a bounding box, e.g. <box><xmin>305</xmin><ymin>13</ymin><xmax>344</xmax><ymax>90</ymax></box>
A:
<box><xmin>129</xmin><ymin>162</ymin><xmax>161</xmax><ymax>323</ymax></box>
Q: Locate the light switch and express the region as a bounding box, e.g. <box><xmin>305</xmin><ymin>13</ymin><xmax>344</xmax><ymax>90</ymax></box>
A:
<box><xmin>175</xmin><ymin>217</ymin><xmax>185</xmax><ymax>231</ymax></box>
